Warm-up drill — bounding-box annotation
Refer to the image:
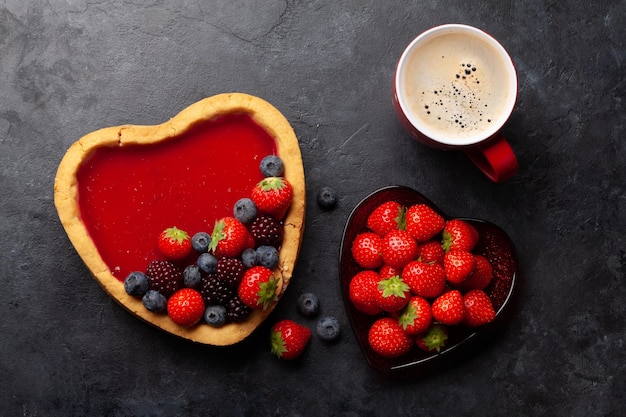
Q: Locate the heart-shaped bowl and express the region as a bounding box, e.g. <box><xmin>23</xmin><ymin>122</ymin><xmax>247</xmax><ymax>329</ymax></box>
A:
<box><xmin>339</xmin><ymin>185</ymin><xmax>518</xmax><ymax>375</ymax></box>
<box><xmin>54</xmin><ymin>93</ymin><xmax>306</xmax><ymax>346</ymax></box>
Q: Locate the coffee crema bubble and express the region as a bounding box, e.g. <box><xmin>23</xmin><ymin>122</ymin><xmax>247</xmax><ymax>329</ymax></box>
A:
<box><xmin>400</xmin><ymin>32</ymin><xmax>512</xmax><ymax>141</ymax></box>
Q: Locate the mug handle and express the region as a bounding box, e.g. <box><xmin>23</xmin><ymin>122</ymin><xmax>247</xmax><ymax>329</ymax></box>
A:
<box><xmin>464</xmin><ymin>136</ymin><xmax>518</xmax><ymax>183</ymax></box>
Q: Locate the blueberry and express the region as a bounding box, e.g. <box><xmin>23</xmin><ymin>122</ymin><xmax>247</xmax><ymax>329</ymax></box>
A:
<box><xmin>317</xmin><ymin>187</ymin><xmax>338</xmax><ymax>210</ymax></box>
<box><xmin>256</xmin><ymin>245</ymin><xmax>279</xmax><ymax>269</ymax></box>
<box><xmin>297</xmin><ymin>292</ymin><xmax>320</xmax><ymax>318</ymax></box>
<box><xmin>204</xmin><ymin>305</ymin><xmax>227</xmax><ymax>327</ymax></box>
<box><xmin>183</xmin><ymin>264</ymin><xmax>203</xmax><ymax>288</ymax></box>
<box><xmin>191</xmin><ymin>232</ymin><xmax>211</xmax><ymax>253</ymax></box>
<box><xmin>241</xmin><ymin>248</ymin><xmax>258</xmax><ymax>268</ymax></box>
<box><xmin>316</xmin><ymin>316</ymin><xmax>341</xmax><ymax>341</ymax></box>
<box><xmin>142</xmin><ymin>290</ymin><xmax>167</xmax><ymax>313</ymax></box>
<box><xmin>124</xmin><ymin>271</ymin><xmax>149</xmax><ymax>297</ymax></box>
<box><xmin>197</xmin><ymin>252</ymin><xmax>218</xmax><ymax>274</ymax></box>
<box><xmin>233</xmin><ymin>198</ymin><xmax>257</xmax><ymax>224</ymax></box>
<box><xmin>260</xmin><ymin>155</ymin><xmax>284</xmax><ymax>177</ymax></box>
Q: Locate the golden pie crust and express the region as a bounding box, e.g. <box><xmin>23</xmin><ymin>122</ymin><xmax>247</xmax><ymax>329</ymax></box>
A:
<box><xmin>54</xmin><ymin>93</ymin><xmax>306</xmax><ymax>345</ymax></box>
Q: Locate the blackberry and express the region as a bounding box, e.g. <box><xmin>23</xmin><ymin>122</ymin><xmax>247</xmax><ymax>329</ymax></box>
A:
<box><xmin>200</xmin><ymin>273</ymin><xmax>234</xmax><ymax>306</ymax></box>
<box><xmin>227</xmin><ymin>296</ymin><xmax>252</xmax><ymax>322</ymax></box>
<box><xmin>248</xmin><ymin>215</ymin><xmax>284</xmax><ymax>248</ymax></box>
<box><xmin>145</xmin><ymin>260</ymin><xmax>183</xmax><ymax>297</ymax></box>
<box><xmin>216</xmin><ymin>257</ymin><xmax>246</xmax><ymax>288</ymax></box>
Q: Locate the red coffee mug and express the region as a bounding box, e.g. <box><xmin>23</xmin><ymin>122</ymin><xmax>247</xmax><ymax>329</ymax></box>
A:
<box><xmin>393</xmin><ymin>24</ymin><xmax>518</xmax><ymax>183</ymax></box>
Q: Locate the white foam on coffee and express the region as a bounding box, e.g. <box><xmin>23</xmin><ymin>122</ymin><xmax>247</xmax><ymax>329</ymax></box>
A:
<box><xmin>398</xmin><ymin>28</ymin><xmax>516</xmax><ymax>144</ymax></box>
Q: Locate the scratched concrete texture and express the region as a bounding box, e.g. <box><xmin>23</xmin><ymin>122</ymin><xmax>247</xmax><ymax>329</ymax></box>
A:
<box><xmin>0</xmin><ymin>1</ymin><xmax>624</xmax><ymax>416</ymax></box>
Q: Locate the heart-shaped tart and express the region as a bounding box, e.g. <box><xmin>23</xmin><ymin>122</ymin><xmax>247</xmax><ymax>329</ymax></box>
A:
<box><xmin>340</xmin><ymin>186</ymin><xmax>517</xmax><ymax>374</ymax></box>
<box><xmin>54</xmin><ymin>93</ymin><xmax>305</xmax><ymax>345</ymax></box>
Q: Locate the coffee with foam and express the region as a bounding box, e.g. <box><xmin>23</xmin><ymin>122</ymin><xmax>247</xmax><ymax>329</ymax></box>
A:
<box><xmin>397</xmin><ymin>27</ymin><xmax>516</xmax><ymax>145</ymax></box>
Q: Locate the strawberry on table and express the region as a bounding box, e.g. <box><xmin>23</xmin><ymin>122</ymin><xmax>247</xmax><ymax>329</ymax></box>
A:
<box><xmin>238</xmin><ymin>265</ymin><xmax>280</xmax><ymax>310</ymax></box>
<box><xmin>351</xmin><ymin>232</ymin><xmax>384</xmax><ymax>270</ymax></box>
<box><xmin>398</xmin><ymin>296</ymin><xmax>432</xmax><ymax>335</ymax></box>
<box><xmin>251</xmin><ymin>176</ymin><xmax>294</xmax><ymax>220</ymax></box>
<box><xmin>401</xmin><ymin>260</ymin><xmax>447</xmax><ymax>298</ymax></box>
<box><xmin>442</xmin><ymin>219</ymin><xmax>479</xmax><ymax>252</ymax></box>
<box><xmin>381</xmin><ymin>229</ymin><xmax>419</xmax><ymax>270</ymax></box>
<box><xmin>431</xmin><ymin>290</ymin><xmax>465</xmax><ymax>325</ymax></box>
<box><xmin>167</xmin><ymin>288</ymin><xmax>205</xmax><ymax>327</ymax></box>
<box><xmin>463</xmin><ymin>289</ymin><xmax>496</xmax><ymax>327</ymax></box>
<box><xmin>209</xmin><ymin>217</ymin><xmax>254</xmax><ymax>258</ymax></box>
<box><xmin>443</xmin><ymin>249</ymin><xmax>476</xmax><ymax>284</ymax></box>
<box><xmin>405</xmin><ymin>203</ymin><xmax>445</xmax><ymax>242</ymax></box>
<box><xmin>374</xmin><ymin>275</ymin><xmax>411</xmax><ymax>312</ymax></box>
<box><xmin>157</xmin><ymin>226</ymin><xmax>192</xmax><ymax>261</ymax></box>
<box><xmin>416</xmin><ymin>323</ymin><xmax>449</xmax><ymax>353</ymax></box>
<box><xmin>270</xmin><ymin>319</ymin><xmax>311</xmax><ymax>360</ymax></box>
<box><xmin>368</xmin><ymin>317</ymin><xmax>413</xmax><ymax>358</ymax></box>
<box><xmin>348</xmin><ymin>270</ymin><xmax>383</xmax><ymax>315</ymax></box>
<box><xmin>367</xmin><ymin>201</ymin><xmax>405</xmax><ymax>236</ymax></box>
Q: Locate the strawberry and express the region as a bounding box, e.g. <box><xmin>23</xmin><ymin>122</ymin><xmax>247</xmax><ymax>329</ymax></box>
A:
<box><xmin>405</xmin><ymin>204</ymin><xmax>445</xmax><ymax>242</ymax></box>
<box><xmin>417</xmin><ymin>240</ymin><xmax>445</xmax><ymax>265</ymax></box>
<box><xmin>431</xmin><ymin>290</ymin><xmax>465</xmax><ymax>325</ymax></box>
<box><xmin>251</xmin><ymin>176</ymin><xmax>293</xmax><ymax>220</ymax></box>
<box><xmin>378</xmin><ymin>264</ymin><xmax>400</xmax><ymax>279</ymax></box>
<box><xmin>397</xmin><ymin>296</ymin><xmax>432</xmax><ymax>335</ymax></box>
<box><xmin>237</xmin><ymin>265</ymin><xmax>279</xmax><ymax>310</ymax></box>
<box><xmin>368</xmin><ymin>317</ymin><xmax>413</xmax><ymax>358</ymax></box>
<box><xmin>374</xmin><ymin>275</ymin><xmax>411</xmax><ymax>312</ymax></box>
<box><xmin>270</xmin><ymin>319</ymin><xmax>311</xmax><ymax>360</ymax></box>
<box><xmin>157</xmin><ymin>226</ymin><xmax>192</xmax><ymax>261</ymax></box>
<box><xmin>348</xmin><ymin>270</ymin><xmax>383</xmax><ymax>315</ymax></box>
<box><xmin>401</xmin><ymin>260</ymin><xmax>446</xmax><ymax>298</ymax></box>
<box><xmin>351</xmin><ymin>232</ymin><xmax>384</xmax><ymax>269</ymax></box>
<box><xmin>443</xmin><ymin>249</ymin><xmax>476</xmax><ymax>284</ymax></box>
<box><xmin>367</xmin><ymin>201</ymin><xmax>405</xmax><ymax>236</ymax></box>
<box><xmin>458</xmin><ymin>254</ymin><xmax>493</xmax><ymax>290</ymax></box>
<box><xmin>167</xmin><ymin>288</ymin><xmax>205</xmax><ymax>327</ymax></box>
<box><xmin>463</xmin><ymin>289</ymin><xmax>496</xmax><ymax>327</ymax></box>
<box><xmin>441</xmin><ymin>219</ymin><xmax>479</xmax><ymax>252</ymax></box>
<box><xmin>381</xmin><ymin>229</ymin><xmax>419</xmax><ymax>270</ymax></box>
<box><xmin>416</xmin><ymin>323</ymin><xmax>449</xmax><ymax>353</ymax></box>
<box><xmin>145</xmin><ymin>259</ymin><xmax>183</xmax><ymax>297</ymax></box>
<box><xmin>209</xmin><ymin>217</ymin><xmax>254</xmax><ymax>258</ymax></box>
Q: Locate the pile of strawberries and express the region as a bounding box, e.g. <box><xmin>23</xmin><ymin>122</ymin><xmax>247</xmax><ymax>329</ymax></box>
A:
<box><xmin>123</xmin><ymin>156</ymin><xmax>294</xmax><ymax>329</ymax></box>
<box><xmin>348</xmin><ymin>200</ymin><xmax>498</xmax><ymax>358</ymax></box>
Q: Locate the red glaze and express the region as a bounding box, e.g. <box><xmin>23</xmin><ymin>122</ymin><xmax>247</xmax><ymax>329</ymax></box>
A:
<box><xmin>77</xmin><ymin>114</ymin><xmax>276</xmax><ymax>280</ymax></box>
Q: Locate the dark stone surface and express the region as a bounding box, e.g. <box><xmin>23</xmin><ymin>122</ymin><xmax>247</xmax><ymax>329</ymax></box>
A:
<box><xmin>1</xmin><ymin>1</ymin><xmax>624</xmax><ymax>416</ymax></box>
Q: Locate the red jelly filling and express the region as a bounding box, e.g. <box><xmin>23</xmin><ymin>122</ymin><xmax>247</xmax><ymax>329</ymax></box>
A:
<box><xmin>77</xmin><ymin>113</ymin><xmax>276</xmax><ymax>280</ymax></box>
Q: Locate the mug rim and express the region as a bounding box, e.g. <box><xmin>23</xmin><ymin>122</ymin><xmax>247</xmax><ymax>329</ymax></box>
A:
<box><xmin>395</xmin><ymin>24</ymin><xmax>518</xmax><ymax>147</ymax></box>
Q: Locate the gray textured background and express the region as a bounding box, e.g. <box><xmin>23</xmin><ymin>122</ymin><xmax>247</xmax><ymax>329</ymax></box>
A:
<box><xmin>1</xmin><ymin>1</ymin><xmax>624</xmax><ymax>416</ymax></box>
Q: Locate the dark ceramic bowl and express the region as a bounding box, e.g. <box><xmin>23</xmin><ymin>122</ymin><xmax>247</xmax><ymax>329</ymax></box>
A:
<box><xmin>339</xmin><ymin>186</ymin><xmax>518</xmax><ymax>375</ymax></box>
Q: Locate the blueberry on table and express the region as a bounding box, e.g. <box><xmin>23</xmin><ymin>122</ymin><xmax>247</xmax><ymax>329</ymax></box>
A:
<box><xmin>260</xmin><ymin>155</ymin><xmax>284</xmax><ymax>177</ymax></box>
<box><xmin>233</xmin><ymin>198</ymin><xmax>257</xmax><ymax>224</ymax></box>
<box><xmin>316</xmin><ymin>316</ymin><xmax>341</xmax><ymax>341</ymax></box>
<box><xmin>142</xmin><ymin>290</ymin><xmax>167</xmax><ymax>313</ymax></box>
<box><xmin>124</xmin><ymin>271</ymin><xmax>149</xmax><ymax>297</ymax></box>
<box><xmin>204</xmin><ymin>305</ymin><xmax>227</xmax><ymax>327</ymax></box>
<box><xmin>297</xmin><ymin>292</ymin><xmax>320</xmax><ymax>318</ymax></box>
<box><xmin>191</xmin><ymin>232</ymin><xmax>211</xmax><ymax>253</ymax></box>
<box><xmin>317</xmin><ymin>187</ymin><xmax>338</xmax><ymax>210</ymax></box>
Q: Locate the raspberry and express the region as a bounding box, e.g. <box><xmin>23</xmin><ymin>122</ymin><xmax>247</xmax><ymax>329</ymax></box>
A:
<box><xmin>216</xmin><ymin>258</ymin><xmax>246</xmax><ymax>288</ymax></box>
<box><xmin>248</xmin><ymin>215</ymin><xmax>284</xmax><ymax>248</ymax></box>
<box><xmin>145</xmin><ymin>260</ymin><xmax>183</xmax><ymax>297</ymax></box>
